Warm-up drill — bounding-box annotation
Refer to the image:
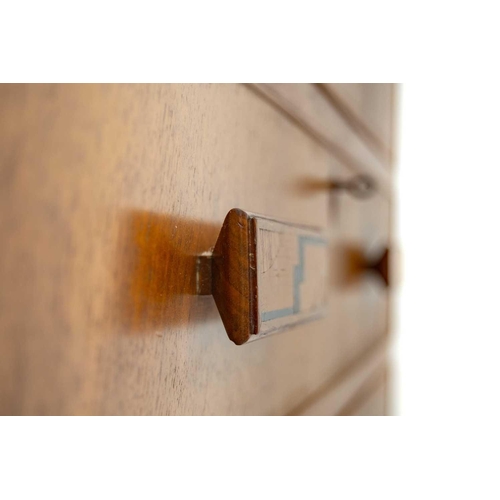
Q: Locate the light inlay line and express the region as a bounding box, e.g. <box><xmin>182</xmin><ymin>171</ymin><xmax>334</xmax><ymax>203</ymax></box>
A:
<box><xmin>261</xmin><ymin>234</ymin><xmax>327</xmax><ymax>322</ymax></box>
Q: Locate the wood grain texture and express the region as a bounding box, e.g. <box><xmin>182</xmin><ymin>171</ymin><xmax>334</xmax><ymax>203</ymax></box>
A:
<box><xmin>0</xmin><ymin>84</ymin><xmax>392</xmax><ymax>415</ymax></box>
<box><xmin>211</xmin><ymin>208</ymin><xmax>258</xmax><ymax>345</ymax></box>
<box><xmin>249</xmin><ymin>83</ymin><xmax>393</xmax><ymax>196</ymax></box>
<box><xmin>322</xmin><ymin>83</ymin><xmax>396</xmax><ymax>167</ymax></box>
<box><xmin>291</xmin><ymin>339</ymin><xmax>387</xmax><ymax>415</ymax></box>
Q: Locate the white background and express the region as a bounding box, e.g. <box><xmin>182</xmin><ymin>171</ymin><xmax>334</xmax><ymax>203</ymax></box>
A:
<box><xmin>394</xmin><ymin>82</ymin><xmax>500</xmax><ymax>416</ymax></box>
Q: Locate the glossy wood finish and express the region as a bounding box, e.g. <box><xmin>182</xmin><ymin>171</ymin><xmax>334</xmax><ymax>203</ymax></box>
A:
<box><xmin>210</xmin><ymin>209</ymin><xmax>328</xmax><ymax>345</ymax></box>
<box><xmin>210</xmin><ymin>209</ymin><xmax>257</xmax><ymax>345</ymax></box>
<box><xmin>0</xmin><ymin>83</ymin><xmax>394</xmax><ymax>415</ymax></box>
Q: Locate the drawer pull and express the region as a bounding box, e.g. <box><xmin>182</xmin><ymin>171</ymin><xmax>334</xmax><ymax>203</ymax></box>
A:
<box><xmin>343</xmin><ymin>246</ymin><xmax>390</xmax><ymax>287</ymax></box>
<box><xmin>330</xmin><ymin>174</ymin><xmax>376</xmax><ymax>199</ymax></box>
<box><xmin>197</xmin><ymin>209</ymin><xmax>328</xmax><ymax>345</ymax></box>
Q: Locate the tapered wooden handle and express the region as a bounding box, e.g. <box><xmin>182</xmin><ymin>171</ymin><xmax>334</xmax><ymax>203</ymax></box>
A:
<box><xmin>341</xmin><ymin>246</ymin><xmax>391</xmax><ymax>287</ymax></box>
<box><xmin>198</xmin><ymin>209</ymin><xmax>328</xmax><ymax>345</ymax></box>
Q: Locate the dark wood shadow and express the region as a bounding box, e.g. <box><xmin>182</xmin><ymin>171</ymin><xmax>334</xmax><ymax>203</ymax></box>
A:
<box><xmin>113</xmin><ymin>209</ymin><xmax>221</xmax><ymax>335</ymax></box>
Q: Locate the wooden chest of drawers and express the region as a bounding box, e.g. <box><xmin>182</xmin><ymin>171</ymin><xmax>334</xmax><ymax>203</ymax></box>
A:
<box><xmin>0</xmin><ymin>83</ymin><xmax>396</xmax><ymax>415</ymax></box>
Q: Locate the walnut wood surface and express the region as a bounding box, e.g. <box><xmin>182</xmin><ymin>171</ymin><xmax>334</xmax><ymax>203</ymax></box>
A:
<box><xmin>0</xmin><ymin>84</ymin><xmax>393</xmax><ymax>415</ymax></box>
<box><xmin>212</xmin><ymin>209</ymin><xmax>257</xmax><ymax>345</ymax></box>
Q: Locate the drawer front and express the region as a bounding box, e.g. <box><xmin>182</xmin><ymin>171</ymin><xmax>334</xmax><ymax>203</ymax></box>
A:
<box><xmin>322</xmin><ymin>83</ymin><xmax>396</xmax><ymax>167</ymax></box>
<box><xmin>0</xmin><ymin>83</ymin><xmax>393</xmax><ymax>415</ymax></box>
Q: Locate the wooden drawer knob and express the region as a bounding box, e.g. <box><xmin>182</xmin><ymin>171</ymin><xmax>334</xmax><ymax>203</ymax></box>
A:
<box><xmin>197</xmin><ymin>209</ymin><xmax>328</xmax><ymax>345</ymax></box>
<box><xmin>329</xmin><ymin>174</ymin><xmax>377</xmax><ymax>199</ymax></box>
<box><xmin>342</xmin><ymin>246</ymin><xmax>391</xmax><ymax>287</ymax></box>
